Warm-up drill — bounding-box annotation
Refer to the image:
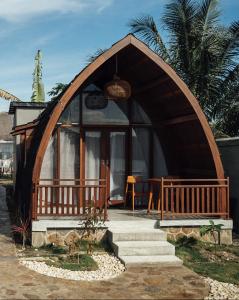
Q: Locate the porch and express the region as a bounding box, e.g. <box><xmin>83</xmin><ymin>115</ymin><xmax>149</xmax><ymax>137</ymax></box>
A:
<box><xmin>33</xmin><ymin>177</ymin><xmax>230</xmax><ymax>221</ymax></box>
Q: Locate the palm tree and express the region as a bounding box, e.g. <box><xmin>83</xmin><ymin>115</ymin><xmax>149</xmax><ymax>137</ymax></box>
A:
<box><xmin>31</xmin><ymin>50</ymin><xmax>45</xmax><ymax>103</ymax></box>
<box><xmin>0</xmin><ymin>88</ymin><xmax>21</xmax><ymax>102</ymax></box>
<box><xmin>129</xmin><ymin>0</ymin><xmax>239</xmax><ymax>136</ymax></box>
<box><xmin>48</xmin><ymin>82</ymin><xmax>68</xmax><ymax>100</ymax></box>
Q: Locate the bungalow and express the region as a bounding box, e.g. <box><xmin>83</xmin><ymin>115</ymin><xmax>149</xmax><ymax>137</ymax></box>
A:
<box><xmin>10</xmin><ymin>35</ymin><xmax>232</xmax><ymax>248</ymax></box>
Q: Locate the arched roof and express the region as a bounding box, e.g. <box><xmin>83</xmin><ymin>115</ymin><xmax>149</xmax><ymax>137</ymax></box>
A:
<box><xmin>31</xmin><ymin>34</ymin><xmax>224</xmax><ymax>182</ymax></box>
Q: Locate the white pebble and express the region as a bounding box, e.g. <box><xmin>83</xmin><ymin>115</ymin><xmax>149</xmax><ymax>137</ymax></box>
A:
<box><xmin>203</xmin><ymin>277</ymin><xmax>239</xmax><ymax>300</ymax></box>
<box><xmin>20</xmin><ymin>254</ymin><xmax>125</xmax><ymax>281</ymax></box>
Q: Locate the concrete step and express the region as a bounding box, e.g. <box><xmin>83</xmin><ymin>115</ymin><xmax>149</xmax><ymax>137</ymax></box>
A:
<box><xmin>108</xmin><ymin>228</ymin><xmax>167</xmax><ymax>242</ymax></box>
<box><xmin>112</xmin><ymin>240</ymin><xmax>175</xmax><ymax>256</ymax></box>
<box><xmin>120</xmin><ymin>255</ymin><xmax>183</xmax><ymax>266</ymax></box>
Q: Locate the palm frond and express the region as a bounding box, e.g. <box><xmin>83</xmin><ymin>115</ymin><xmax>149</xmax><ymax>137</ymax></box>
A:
<box><xmin>128</xmin><ymin>15</ymin><xmax>170</xmax><ymax>62</ymax></box>
<box><xmin>162</xmin><ymin>0</ymin><xmax>197</xmax><ymax>84</ymax></box>
<box><xmin>196</xmin><ymin>0</ymin><xmax>220</xmax><ymax>34</ymax></box>
<box><xmin>86</xmin><ymin>48</ymin><xmax>108</xmax><ymax>65</ymax></box>
<box><xmin>217</xmin><ymin>21</ymin><xmax>239</xmax><ymax>76</ymax></box>
<box><xmin>0</xmin><ymin>88</ymin><xmax>21</xmax><ymax>102</ymax></box>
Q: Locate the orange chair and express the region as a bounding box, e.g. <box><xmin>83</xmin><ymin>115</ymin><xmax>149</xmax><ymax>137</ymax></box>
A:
<box><xmin>124</xmin><ymin>176</ymin><xmax>147</xmax><ymax>211</ymax></box>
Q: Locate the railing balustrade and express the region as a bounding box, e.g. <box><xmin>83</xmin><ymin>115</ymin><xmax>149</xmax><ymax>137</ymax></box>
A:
<box><xmin>33</xmin><ymin>179</ymin><xmax>107</xmax><ymax>220</ymax></box>
<box><xmin>160</xmin><ymin>178</ymin><xmax>229</xmax><ymax>220</ymax></box>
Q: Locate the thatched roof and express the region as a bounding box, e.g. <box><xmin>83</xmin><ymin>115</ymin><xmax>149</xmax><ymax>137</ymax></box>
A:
<box><xmin>0</xmin><ymin>112</ymin><xmax>13</xmax><ymax>140</ymax></box>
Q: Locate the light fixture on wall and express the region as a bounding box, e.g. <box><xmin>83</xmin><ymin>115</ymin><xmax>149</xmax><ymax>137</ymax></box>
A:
<box><xmin>104</xmin><ymin>55</ymin><xmax>131</xmax><ymax>100</ymax></box>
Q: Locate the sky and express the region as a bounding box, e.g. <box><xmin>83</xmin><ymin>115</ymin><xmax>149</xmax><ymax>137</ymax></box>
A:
<box><xmin>0</xmin><ymin>0</ymin><xmax>239</xmax><ymax>112</ymax></box>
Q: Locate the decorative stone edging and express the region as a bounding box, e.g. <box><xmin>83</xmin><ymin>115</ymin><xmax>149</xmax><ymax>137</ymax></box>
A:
<box><xmin>20</xmin><ymin>254</ymin><xmax>125</xmax><ymax>281</ymax></box>
<box><xmin>203</xmin><ymin>277</ymin><xmax>239</xmax><ymax>300</ymax></box>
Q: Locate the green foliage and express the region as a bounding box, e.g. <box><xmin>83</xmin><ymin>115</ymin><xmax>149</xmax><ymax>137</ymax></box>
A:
<box><xmin>129</xmin><ymin>0</ymin><xmax>239</xmax><ymax>136</ymax></box>
<box><xmin>79</xmin><ymin>206</ymin><xmax>105</xmax><ymax>256</ymax></box>
<box><xmin>86</xmin><ymin>48</ymin><xmax>108</xmax><ymax>65</ymax></box>
<box><xmin>175</xmin><ymin>236</ymin><xmax>198</xmax><ymax>248</ymax></box>
<box><xmin>48</xmin><ymin>82</ymin><xmax>68</xmax><ymax>100</ymax></box>
<box><xmin>40</xmin><ymin>243</ymin><xmax>67</xmax><ymax>254</ymax></box>
<box><xmin>46</xmin><ymin>254</ymin><xmax>98</xmax><ymax>271</ymax></box>
<box><xmin>175</xmin><ymin>241</ymin><xmax>239</xmax><ymax>284</ymax></box>
<box><xmin>200</xmin><ymin>220</ymin><xmax>224</xmax><ymax>246</ymax></box>
<box><xmin>31</xmin><ymin>50</ymin><xmax>45</xmax><ymax>103</ymax></box>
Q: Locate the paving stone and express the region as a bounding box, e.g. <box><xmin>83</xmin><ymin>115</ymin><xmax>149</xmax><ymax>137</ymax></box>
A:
<box><xmin>0</xmin><ymin>185</ymin><xmax>209</xmax><ymax>299</ymax></box>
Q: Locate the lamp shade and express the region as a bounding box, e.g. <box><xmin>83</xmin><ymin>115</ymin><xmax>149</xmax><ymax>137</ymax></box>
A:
<box><xmin>104</xmin><ymin>75</ymin><xmax>131</xmax><ymax>100</ymax></box>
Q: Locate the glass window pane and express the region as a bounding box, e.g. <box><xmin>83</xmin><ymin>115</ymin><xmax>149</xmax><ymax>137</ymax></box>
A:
<box><xmin>110</xmin><ymin>132</ymin><xmax>126</xmax><ymax>200</ymax></box>
<box><xmin>40</xmin><ymin>130</ymin><xmax>57</xmax><ymax>181</ymax></box>
<box><xmin>85</xmin><ymin>131</ymin><xmax>101</xmax><ymax>181</ymax></box>
<box><xmin>60</xmin><ymin>127</ymin><xmax>80</xmax><ymax>180</ymax></box>
<box><xmin>153</xmin><ymin>133</ymin><xmax>168</xmax><ymax>177</ymax></box>
<box><xmin>132</xmin><ymin>100</ymin><xmax>151</xmax><ymax>124</ymax></box>
<box><xmin>82</xmin><ymin>84</ymin><xmax>129</xmax><ymax>125</ymax></box>
<box><xmin>58</xmin><ymin>95</ymin><xmax>80</xmax><ymax>124</ymax></box>
<box><xmin>132</xmin><ymin>128</ymin><xmax>150</xmax><ymax>179</ymax></box>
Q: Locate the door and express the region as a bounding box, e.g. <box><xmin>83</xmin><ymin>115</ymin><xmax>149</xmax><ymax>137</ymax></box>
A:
<box><xmin>84</xmin><ymin>129</ymin><xmax>127</xmax><ymax>205</ymax></box>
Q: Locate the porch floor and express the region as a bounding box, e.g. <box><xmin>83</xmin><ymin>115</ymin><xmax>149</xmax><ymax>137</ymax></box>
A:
<box><xmin>108</xmin><ymin>208</ymin><xmax>218</xmax><ymax>221</ymax></box>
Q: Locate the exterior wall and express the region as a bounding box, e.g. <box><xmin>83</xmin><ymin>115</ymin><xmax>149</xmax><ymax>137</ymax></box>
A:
<box><xmin>12</xmin><ymin>107</ymin><xmax>45</xmax><ymax>181</ymax></box>
<box><xmin>32</xmin><ymin>228</ymin><xmax>107</xmax><ymax>248</ymax></box>
<box><xmin>217</xmin><ymin>137</ymin><xmax>239</xmax><ymax>233</ymax></box>
<box><xmin>162</xmin><ymin>227</ymin><xmax>232</xmax><ymax>245</ymax></box>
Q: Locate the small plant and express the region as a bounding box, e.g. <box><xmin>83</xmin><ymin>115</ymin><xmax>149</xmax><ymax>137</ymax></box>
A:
<box><xmin>200</xmin><ymin>220</ymin><xmax>224</xmax><ymax>253</ymax></box>
<box><xmin>79</xmin><ymin>203</ymin><xmax>105</xmax><ymax>256</ymax></box>
<box><xmin>175</xmin><ymin>236</ymin><xmax>197</xmax><ymax>248</ymax></box>
<box><xmin>12</xmin><ymin>219</ymin><xmax>30</xmax><ymax>250</ymax></box>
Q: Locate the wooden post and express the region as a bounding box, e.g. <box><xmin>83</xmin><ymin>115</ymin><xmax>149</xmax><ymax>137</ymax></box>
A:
<box><xmin>161</xmin><ymin>177</ymin><xmax>164</xmax><ymax>220</ymax></box>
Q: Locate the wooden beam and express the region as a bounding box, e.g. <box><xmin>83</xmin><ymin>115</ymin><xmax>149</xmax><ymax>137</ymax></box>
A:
<box><xmin>134</xmin><ymin>75</ymin><xmax>170</xmax><ymax>95</ymax></box>
<box><xmin>157</xmin><ymin>114</ymin><xmax>197</xmax><ymax>127</ymax></box>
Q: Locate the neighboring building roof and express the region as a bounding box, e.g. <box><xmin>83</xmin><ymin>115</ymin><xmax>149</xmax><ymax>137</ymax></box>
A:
<box><xmin>0</xmin><ymin>112</ymin><xmax>13</xmax><ymax>141</ymax></box>
<box><xmin>8</xmin><ymin>101</ymin><xmax>48</xmax><ymax>114</ymax></box>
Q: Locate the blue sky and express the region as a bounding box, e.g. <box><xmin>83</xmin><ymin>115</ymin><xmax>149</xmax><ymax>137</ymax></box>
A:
<box><xmin>0</xmin><ymin>0</ymin><xmax>239</xmax><ymax>112</ymax></box>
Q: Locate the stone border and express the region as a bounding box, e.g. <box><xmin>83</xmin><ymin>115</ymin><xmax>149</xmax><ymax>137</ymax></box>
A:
<box><xmin>20</xmin><ymin>254</ymin><xmax>125</xmax><ymax>281</ymax></box>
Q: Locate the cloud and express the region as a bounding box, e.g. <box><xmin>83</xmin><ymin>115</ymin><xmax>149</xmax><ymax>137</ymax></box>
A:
<box><xmin>0</xmin><ymin>0</ymin><xmax>113</xmax><ymax>22</ymax></box>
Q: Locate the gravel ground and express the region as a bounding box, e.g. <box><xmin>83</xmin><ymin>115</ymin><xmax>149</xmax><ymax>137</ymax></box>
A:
<box><xmin>203</xmin><ymin>277</ymin><xmax>239</xmax><ymax>300</ymax></box>
<box><xmin>20</xmin><ymin>254</ymin><xmax>125</xmax><ymax>281</ymax></box>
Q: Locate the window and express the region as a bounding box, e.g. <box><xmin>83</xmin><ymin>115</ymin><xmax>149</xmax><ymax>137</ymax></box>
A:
<box><xmin>58</xmin><ymin>95</ymin><xmax>80</xmax><ymax>124</ymax></box>
<box><xmin>82</xmin><ymin>84</ymin><xmax>129</xmax><ymax>125</ymax></box>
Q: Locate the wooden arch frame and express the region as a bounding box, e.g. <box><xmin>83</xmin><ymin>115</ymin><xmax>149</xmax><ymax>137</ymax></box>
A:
<box><xmin>32</xmin><ymin>34</ymin><xmax>224</xmax><ymax>186</ymax></box>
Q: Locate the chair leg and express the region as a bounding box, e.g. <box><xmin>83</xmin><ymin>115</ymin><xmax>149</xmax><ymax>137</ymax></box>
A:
<box><xmin>132</xmin><ymin>184</ymin><xmax>135</xmax><ymax>211</ymax></box>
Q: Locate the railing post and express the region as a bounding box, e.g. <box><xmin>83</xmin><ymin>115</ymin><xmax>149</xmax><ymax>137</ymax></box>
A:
<box><xmin>161</xmin><ymin>177</ymin><xmax>164</xmax><ymax>220</ymax></box>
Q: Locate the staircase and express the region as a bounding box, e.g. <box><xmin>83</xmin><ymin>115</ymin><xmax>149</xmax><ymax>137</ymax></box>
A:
<box><xmin>107</xmin><ymin>220</ymin><xmax>182</xmax><ymax>266</ymax></box>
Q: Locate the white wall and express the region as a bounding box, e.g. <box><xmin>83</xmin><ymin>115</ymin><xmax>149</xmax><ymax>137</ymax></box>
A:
<box><xmin>217</xmin><ymin>137</ymin><xmax>239</xmax><ymax>232</ymax></box>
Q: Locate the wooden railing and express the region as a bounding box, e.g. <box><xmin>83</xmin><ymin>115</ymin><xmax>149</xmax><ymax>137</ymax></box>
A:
<box><xmin>33</xmin><ymin>179</ymin><xmax>107</xmax><ymax>220</ymax></box>
<box><xmin>160</xmin><ymin>178</ymin><xmax>229</xmax><ymax>220</ymax></box>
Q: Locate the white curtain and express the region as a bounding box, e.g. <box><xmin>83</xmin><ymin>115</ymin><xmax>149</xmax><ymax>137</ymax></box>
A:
<box><xmin>39</xmin><ymin>132</ymin><xmax>56</xmax><ymax>214</ymax></box>
<box><xmin>110</xmin><ymin>132</ymin><xmax>125</xmax><ymax>200</ymax></box>
<box><xmin>60</xmin><ymin>128</ymin><xmax>80</xmax><ymax>210</ymax></box>
<box><xmin>85</xmin><ymin>132</ymin><xmax>101</xmax><ymax>202</ymax></box>
<box><xmin>60</xmin><ymin>128</ymin><xmax>80</xmax><ymax>180</ymax></box>
<box><xmin>40</xmin><ymin>133</ymin><xmax>55</xmax><ymax>181</ymax></box>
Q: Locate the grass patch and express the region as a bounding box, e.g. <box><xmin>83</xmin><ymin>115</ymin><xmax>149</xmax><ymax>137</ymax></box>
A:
<box><xmin>39</xmin><ymin>243</ymin><xmax>67</xmax><ymax>254</ymax></box>
<box><xmin>76</xmin><ymin>239</ymin><xmax>112</xmax><ymax>253</ymax></box>
<box><xmin>173</xmin><ymin>237</ymin><xmax>239</xmax><ymax>285</ymax></box>
<box><xmin>46</xmin><ymin>254</ymin><xmax>98</xmax><ymax>271</ymax></box>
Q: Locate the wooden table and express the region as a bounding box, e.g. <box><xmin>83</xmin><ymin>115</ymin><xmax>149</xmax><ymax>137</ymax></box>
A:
<box><xmin>147</xmin><ymin>178</ymin><xmax>162</xmax><ymax>213</ymax></box>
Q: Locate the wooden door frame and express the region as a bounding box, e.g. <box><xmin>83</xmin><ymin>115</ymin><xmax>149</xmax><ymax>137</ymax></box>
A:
<box><xmin>82</xmin><ymin>126</ymin><xmax>128</xmax><ymax>206</ymax></box>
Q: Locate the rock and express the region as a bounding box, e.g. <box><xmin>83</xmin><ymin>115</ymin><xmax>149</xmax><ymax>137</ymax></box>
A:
<box><xmin>202</xmin><ymin>276</ymin><xmax>239</xmax><ymax>300</ymax></box>
<box><xmin>20</xmin><ymin>254</ymin><xmax>125</xmax><ymax>281</ymax></box>
<box><xmin>47</xmin><ymin>233</ymin><xmax>65</xmax><ymax>247</ymax></box>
